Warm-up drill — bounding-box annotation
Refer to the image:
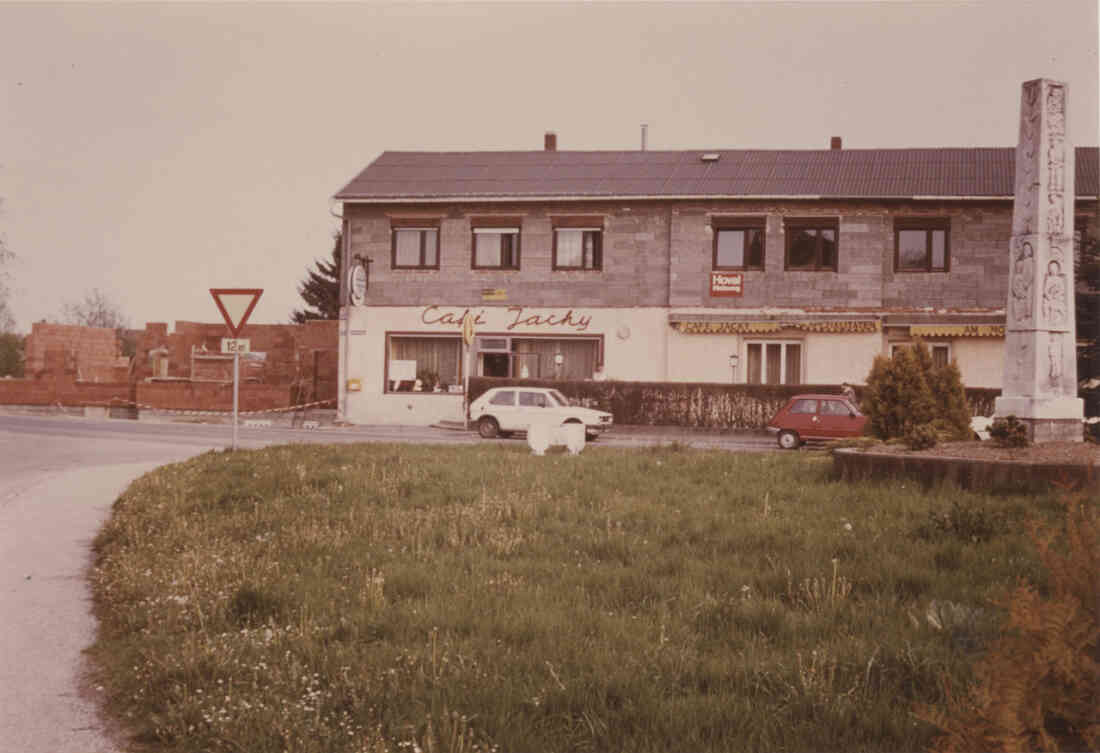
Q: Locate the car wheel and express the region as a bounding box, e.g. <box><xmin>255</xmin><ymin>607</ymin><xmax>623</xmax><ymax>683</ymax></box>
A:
<box><xmin>477</xmin><ymin>416</ymin><xmax>500</xmax><ymax>439</ymax></box>
<box><xmin>586</xmin><ymin>432</ymin><xmax>598</xmax><ymax>442</ymax></box>
<box><xmin>777</xmin><ymin>430</ymin><xmax>800</xmax><ymax>450</ymax></box>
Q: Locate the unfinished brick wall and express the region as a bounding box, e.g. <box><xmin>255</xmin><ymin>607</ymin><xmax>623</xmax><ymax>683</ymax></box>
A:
<box><xmin>133</xmin><ymin>320</ymin><xmax>338</xmax><ymax>397</ymax></box>
<box><xmin>0</xmin><ymin>375</ymin><xmax>132</xmax><ymax>406</ymax></box>
<box><xmin>136</xmin><ymin>382</ymin><xmax>292</xmax><ymax>412</ymax></box>
<box><xmin>23</xmin><ymin>323</ymin><xmax>128</xmax><ymax>382</ymax></box>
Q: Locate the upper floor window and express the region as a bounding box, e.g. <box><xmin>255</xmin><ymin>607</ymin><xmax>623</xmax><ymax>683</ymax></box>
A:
<box><xmin>553</xmin><ymin>225</ymin><xmax>603</xmax><ymax>270</ymax></box>
<box><xmin>391</xmin><ymin>220</ymin><xmax>440</xmax><ymax>269</ymax></box>
<box><xmin>713</xmin><ymin>218</ymin><xmax>765</xmax><ymax>270</ymax></box>
<box><xmin>895</xmin><ymin>218</ymin><xmax>949</xmax><ymax>272</ymax></box>
<box><xmin>472</xmin><ymin>218</ymin><xmax>521</xmax><ymax>270</ymax></box>
<box><xmin>785</xmin><ymin>218</ymin><xmax>838</xmax><ymax>271</ymax></box>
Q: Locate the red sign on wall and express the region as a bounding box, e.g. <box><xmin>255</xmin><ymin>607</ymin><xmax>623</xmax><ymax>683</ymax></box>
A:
<box><xmin>710</xmin><ymin>271</ymin><xmax>744</xmax><ymax>297</ymax></box>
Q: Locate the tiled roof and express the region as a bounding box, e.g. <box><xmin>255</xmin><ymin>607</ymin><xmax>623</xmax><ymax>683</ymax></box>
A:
<box><xmin>336</xmin><ymin>147</ymin><xmax>1100</xmax><ymax>201</ymax></box>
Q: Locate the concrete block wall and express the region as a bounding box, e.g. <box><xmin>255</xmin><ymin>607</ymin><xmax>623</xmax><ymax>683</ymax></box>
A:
<box><xmin>347</xmin><ymin>202</ymin><xmax>671</xmax><ymax>308</ymax></box>
<box><xmin>344</xmin><ymin>198</ymin><xmax>1100</xmax><ymax>313</ymax></box>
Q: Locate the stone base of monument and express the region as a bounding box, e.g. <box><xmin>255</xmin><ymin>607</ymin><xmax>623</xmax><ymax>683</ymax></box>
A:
<box><xmin>994</xmin><ymin>396</ymin><xmax>1084</xmax><ymax>442</ymax></box>
<box><xmin>527</xmin><ymin>421</ymin><xmax>586</xmax><ymax>456</ymax></box>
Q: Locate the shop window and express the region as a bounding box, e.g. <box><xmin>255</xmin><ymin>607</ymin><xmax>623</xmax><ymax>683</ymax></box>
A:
<box><xmin>387</xmin><ymin>336</ymin><xmax>461</xmax><ymax>392</ymax></box>
<box><xmin>785</xmin><ymin>218</ymin><xmax>838</xmax><ymax>271</ymax></box>
<box><xmin>476</xmin><ymin>336</ymin><xmax>600</xmax><ymax>380</ymax></box>
<box><xmin>472</xmin><ymin>218</ymin><xmax>522</xmax><ymax>269</ymax></box>
<box><xmin>894</xmin><ymin>218</ymin><xmax>949</xmax><ymax>272</ymax></box>
<box><xmin>391</xmin><ymin>224</ymin><xmax>439</xmax><ymax>269</ymax></box>
<box><xmin>553</xmin><ymin>228</ymin><xmax>602</xmax><ymax>270</ymax></box>
<box><xmin>891</xmin><ymin>342</ymin><xmax>950</xmax><ymax>368</ymax></box>
<box><xmin>712</xmin><ymin>218</ymin><xmax>765</xmax><ymax>270</ymax></box>
<box><xmin>745</xmin><ymin>341</ymin><xmax>802</xmax><ymax>384</ymax></box>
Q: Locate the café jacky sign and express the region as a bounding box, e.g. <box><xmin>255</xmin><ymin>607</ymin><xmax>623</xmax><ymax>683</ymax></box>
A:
<box><xmin>421</xmin><ymin>305</ymin><xmax>593</xmax><ymax>332</ymax></box>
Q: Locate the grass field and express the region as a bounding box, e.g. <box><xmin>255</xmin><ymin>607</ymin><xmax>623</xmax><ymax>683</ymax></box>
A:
<box><xmin>89</xmin><ymin>442</ymin><xmax>1064</xmax><ymax>752</ymax></box>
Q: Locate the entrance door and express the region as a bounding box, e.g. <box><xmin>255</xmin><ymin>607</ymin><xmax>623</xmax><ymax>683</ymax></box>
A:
<box><xmin>482</xmin><ymin>353</ymin><xmax>510</xmax><ymax>377</ymax></box>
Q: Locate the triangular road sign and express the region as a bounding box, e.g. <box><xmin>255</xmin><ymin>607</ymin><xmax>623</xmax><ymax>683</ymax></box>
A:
<box><xmin>210</xmin><ymin>288</ymin><xmax>263</xmax><ymax>336</ymax></box>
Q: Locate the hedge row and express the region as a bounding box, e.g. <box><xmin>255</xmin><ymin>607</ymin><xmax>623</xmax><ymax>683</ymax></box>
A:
<box><xmin>468</xmin><ymin>377</ymin><xmax>1001</xmax><ymax>430</ymax></box>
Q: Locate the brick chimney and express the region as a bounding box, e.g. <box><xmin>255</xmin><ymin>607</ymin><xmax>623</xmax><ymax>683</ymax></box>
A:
<box><xmin>544</xmin><ymin>132</ymin><xmax>557</xmax><ymax>151</ymax></box>
<box><xmin>830</xmin><ymin>136</ymin><xmax>842</xmax><ymax>150</ymax></box>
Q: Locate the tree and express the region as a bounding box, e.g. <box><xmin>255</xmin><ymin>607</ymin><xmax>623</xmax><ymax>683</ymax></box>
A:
<box><xmin>58</xmin><ymin>288</ymin><xmax>135</xmax><ymax>357</ymax></box>
<box><xmin>291</xmin><ymin>232</ymin><xmax>341</xmax><ymax>323</ymax></box>
<box><xmin>1077</xmin><ymin>237</ymin><xmax>1099</xmax><ymax>423</ymax></box>
<box><xmin>0</xmin><ymin>208</ymin><xmax>14</xmax><ymax>334</ymax></box>
<box><xmin>0</xmin><ymin>332</ymin><xmax>23</xmax><ymax>377</ymax></box>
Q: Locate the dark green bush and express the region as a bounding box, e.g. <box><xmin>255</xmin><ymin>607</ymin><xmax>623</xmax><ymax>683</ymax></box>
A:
<box><xmin>989</xmin><ymin>415</ymin><xmax>1030</xmax><ymax>448</ymax></box>
<box><xmin>862</xmin><ymin>341</ymin><xmax>976</xmax><ymax>441</ymax></box>
<box><xmin>905</xmin><ymin>422</ymin><xmax>939</xmax><ymax>450</ymax></box>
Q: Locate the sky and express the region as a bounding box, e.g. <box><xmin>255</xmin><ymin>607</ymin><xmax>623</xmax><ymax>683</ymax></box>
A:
<box><xmin>1</xmin><ymin>0</ymin><xmax>1097</xmax><ymax>334</ymax></box>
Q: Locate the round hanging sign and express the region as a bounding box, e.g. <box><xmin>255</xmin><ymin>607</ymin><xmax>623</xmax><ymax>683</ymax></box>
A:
<box><xmin>349</xmin><ymin>263</ymin><xmax>367</xmax><ymax>306</ymax></box>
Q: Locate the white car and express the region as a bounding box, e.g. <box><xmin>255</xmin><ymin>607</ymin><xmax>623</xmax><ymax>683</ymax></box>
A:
<box><xmin>469</xmin><ymin>387</ymin><xmax>614</xmax><ymax>440</ymax></box>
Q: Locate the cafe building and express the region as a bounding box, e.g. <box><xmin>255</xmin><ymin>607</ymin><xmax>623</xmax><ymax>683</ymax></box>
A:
<box><xmin>333</xmin><ymin>133</ymin><xmax>1097</xmax><ymax>425</ymax></box>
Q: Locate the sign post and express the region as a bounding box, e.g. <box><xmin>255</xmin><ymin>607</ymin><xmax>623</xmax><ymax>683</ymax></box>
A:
<box><xmin>210</xmin><ymin>289</ymin><xmax>263</xmax><ymax>450</ymax></box>
<box><xmin>461</xmin><ymin>312</ymin><xmax>475</xmax><ymax>430</ymax></box>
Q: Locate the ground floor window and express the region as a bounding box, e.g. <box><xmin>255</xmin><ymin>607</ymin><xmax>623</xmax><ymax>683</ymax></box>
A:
<box><xmin>477</xmin><ymin>336</ymin><xmax>600</xmax><ymax>380</ymax></box>
<box><xmin>745</xmin><ymin>341</ymin><xmax>802</xmax><ymax>384</ymax></box>
<box><xmin>387</xmin><ymin>336</ymin><xmax>462</xmax><ymax>392</ymax></box>
<box><xmin>891</xmin><ymin>342</ymin><xmax>950</xmax><ymax>368</ymax></box>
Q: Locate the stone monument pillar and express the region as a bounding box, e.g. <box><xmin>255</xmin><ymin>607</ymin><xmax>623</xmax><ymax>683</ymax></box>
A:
<box><xmin>995</xmin><ymin>78</ymin><xmax>1083</xmax><ymax>442</ymax></box>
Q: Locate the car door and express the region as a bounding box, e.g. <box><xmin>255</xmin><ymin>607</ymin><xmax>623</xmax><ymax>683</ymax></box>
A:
<box><xmin>487</xmin><ymin>389</ymin><xmax>518</xmax><ymax>430</ymax></box>
<box><xmin>784</xmin><ymin>398</ymin><xmax>820</xmax><ymax>438</ymax></box>
<box><xmin>517</xmin><ymin>390</ymin><xmax>551</xmax><ymax>431</ymax></box>
<box><xmin>819</xmin><ymin>398</ymin><xmax>863</xmax><ymax>438</ymax></box>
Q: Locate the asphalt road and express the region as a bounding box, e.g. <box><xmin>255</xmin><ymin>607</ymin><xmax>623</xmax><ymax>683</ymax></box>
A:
<box><xmin>0</xmin><ymin>413</ymin><xmax>772</xmax><ymax>752</ymax></box>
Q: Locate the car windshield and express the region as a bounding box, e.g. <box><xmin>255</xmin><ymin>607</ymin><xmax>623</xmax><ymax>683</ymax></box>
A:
<box><xmin>547</xmin><ymin>390</ymin><xmax>570</xmax><ymax>407</ymax></box>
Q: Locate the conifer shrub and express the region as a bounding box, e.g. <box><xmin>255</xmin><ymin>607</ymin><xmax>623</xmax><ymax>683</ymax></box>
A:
<box><xmin>862</xmin><ymin>345</ymin><xmax>936</xmax><ymax>439</ymax></box>
<box><xmin>914</xmin><ymin>495</ymin><xmax>1099</xmax><ymax>751</ymax></box>
<box><xmin>989</xmin><ymin>415</ymin><xmax>1030</xmax><ymax>448</ymax></box>
<box><xmin>927</xmin><ymin>359</ymin><xmax>973</xmax><ymax>441</ymax></box>
<box><xmin>862</xmin><ymin>341</ymin><xmax>974</xmax><ymax>441</ymax></box>
<box><xmin>905</xmin><ymin>422</ymin><xmax>939</xmax><ymax>450</ymax></box>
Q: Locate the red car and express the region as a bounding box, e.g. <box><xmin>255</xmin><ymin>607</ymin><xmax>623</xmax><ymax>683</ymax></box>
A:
<box><xmin>767</xmin><ymin>394</ymin><xmax>867</xmax><ymax>449</ymax></box>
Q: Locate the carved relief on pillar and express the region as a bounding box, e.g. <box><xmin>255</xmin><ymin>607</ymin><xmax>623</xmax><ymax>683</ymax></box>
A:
<box><xmin>1046</xmin><ymin>84</ymin><xmax>1066</xmax><ymax>136</ymax></box>
<box><xmin>1010</xmin><ymin>240</ymin><xmax>1035</xmax><ymax>324</ymax></box>
<box><xmin>1014</xmin><ymin>82</ymin><xmax>1042</xmax><ymax>236</ymax></box>
<box><xmin>1040</xmin><ymin>259</ymin><xmax>1068</xmax><ymax>329</ymax></box>
<box><xmin>1048</xmin><ymin>333</ymin><xmax>1063</xmax><ymax>385</ymax></box>
<box><xmin>1013</xmin><ymin>339</ymin><xmax>1031</xmax><ymax>385</ymax></box>
<box><xmin>1046</xmin><ymin>85</ymin><xmax>1067</xmax><ymax>236</ymax></box>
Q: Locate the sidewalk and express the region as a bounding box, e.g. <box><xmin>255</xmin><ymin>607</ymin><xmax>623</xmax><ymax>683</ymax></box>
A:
<box><xmin>432</xmin><ymin>418</ymin><xmax>769</xmax><ymax>441</ymax></box>
<box><xmin>0</xmin><ymin>461</ymin><xmax>176</xmax><ymax>753</ymax></box>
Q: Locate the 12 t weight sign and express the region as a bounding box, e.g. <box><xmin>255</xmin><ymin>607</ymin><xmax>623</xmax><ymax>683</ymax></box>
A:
<box><xmin>221</xmin><ymin>338</ymin><xmax>251</xmax><ymax>354</ymax></box>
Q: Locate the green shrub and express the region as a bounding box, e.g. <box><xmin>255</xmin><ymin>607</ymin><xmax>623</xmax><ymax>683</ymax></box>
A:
<box><xmin>989</xmin><ymin>415</ymin><xmax>1030</xmax><ymax>447</ymax></box>
<box><xmin>862</xmin><ymin>341</ymin><xmax>976</xmax><ymax>442</ymax></box>
<box><xmin>862</xmin><ymin>346</ymin><xmax>936</xmax><ymax>439</ymax></box>
<box><xmin>905</xmin><ymin>422</ymin><xmax>939</xmax><ymax>450</ymax></box>
<box><xmin>927</xmin><ymin>359</ymin><xmax>974</xmax><ymax>441</ymax></box>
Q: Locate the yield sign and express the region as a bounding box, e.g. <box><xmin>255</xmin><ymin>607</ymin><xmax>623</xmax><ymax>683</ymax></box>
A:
<box><xmin>210</xmin><ymin>288</ymin><xmax>263</xmax><ymax>336</ymax></box>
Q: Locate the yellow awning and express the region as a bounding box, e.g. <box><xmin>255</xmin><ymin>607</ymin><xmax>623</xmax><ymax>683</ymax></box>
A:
<box><xmin>910</xmin><ymin>324</ymin><xmax>1004</xmax><ymax>337</ymax></box>
<box><xmin>671</xmin><ymin>320</ymin><xmax>880</xmax><ymax>335</ymax></box>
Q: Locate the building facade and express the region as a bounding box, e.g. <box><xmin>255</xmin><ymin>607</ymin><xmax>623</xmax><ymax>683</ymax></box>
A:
<box><xmin>333</xmin><ymin>138</ymin><xmax>1098</xmax><ymax>426</ymax></box>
